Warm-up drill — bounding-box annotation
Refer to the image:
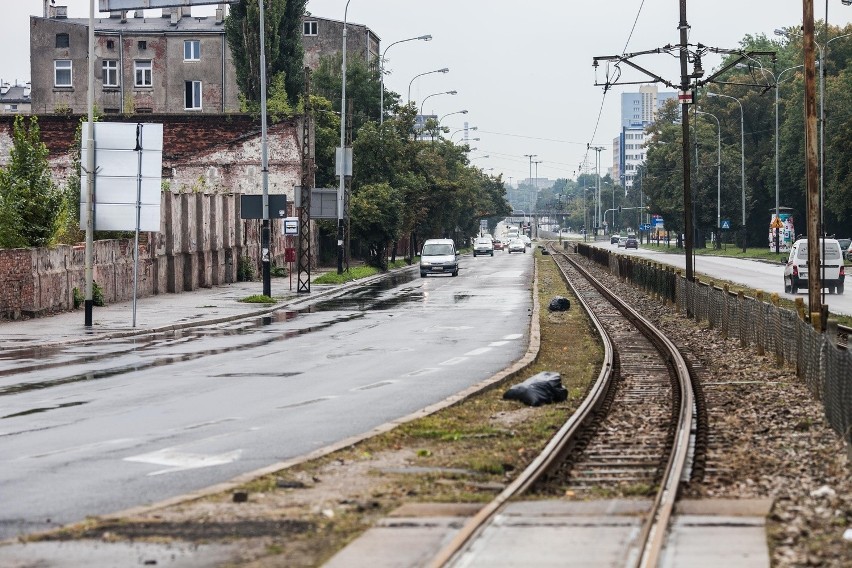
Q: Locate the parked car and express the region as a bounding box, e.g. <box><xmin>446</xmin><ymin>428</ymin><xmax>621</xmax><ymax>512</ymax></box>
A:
<box><xmin>507</xmin><ymin>239</ymin><xmax>526</xmax><ymax>253</ymax></box>
<box><xmin>838</xmin><ymin>238</ymin><xmax>851</xmax><ymax>260</ymax></box>
<box><xmin>420</xmin><ymin>239</ymin><xmax>459</xmax><ymax>277</ymax></box>
<box><xmin>493</xmin><ymin>239</ymin><xmax>504</xmax><ymax>251</ymax></box>
<box><xmin>625</xmin><ymin>236</ymin><xmax>639</xmax><ymax>249</ymax></box>
<box><xmin>617</xmin><ymin>236</ymin><xmax>628</xmax><ymax>248</ymax></box>
<box><xmin>783</xmin><ymin>238</ymin><xmax>845</xmax><ymax>294</ymax></box>
<box><xmin>610</xmin><ymin>235</ymin><xmax>620</xmax><ymax>244</ymax></box>
<box><xmin>473</xmin><ymin>236</ymin><xmax>494</xmax><ymax>257</ymax></box>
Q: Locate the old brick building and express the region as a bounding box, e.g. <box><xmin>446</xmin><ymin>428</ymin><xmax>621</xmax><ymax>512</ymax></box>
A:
<box><xmin>30</xmin><ymin>4</ymin><xmax>239</xmax><ymax>115</ymax></box>
<box><xmin>29</xmin><ymin>4</ymin><xmax>380</xmax><ymax>116</ymax></box>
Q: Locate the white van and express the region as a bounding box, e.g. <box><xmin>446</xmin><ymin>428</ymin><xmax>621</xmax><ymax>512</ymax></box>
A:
<box><xmin>783</xmin><ymin>238</ymin><xmax>845</xmax><ymax>294</ymax></box>
<box><xmin>420</xmin><ymin>239</ymin><xmax>459</xmax><ymax>277</ymax></box>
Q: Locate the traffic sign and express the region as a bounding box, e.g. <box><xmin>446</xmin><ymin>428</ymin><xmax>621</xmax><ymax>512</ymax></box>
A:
<box><xmin>721</xmin><ymin>219</ymin><xmax>731</xmax><ymax>229</ymax></box>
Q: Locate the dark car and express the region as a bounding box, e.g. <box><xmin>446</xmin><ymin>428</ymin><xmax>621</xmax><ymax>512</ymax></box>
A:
<box><xmin>610</xmin><ymin>235</ymin><xmax>620</xmax><ymax>244</ymax></box>
<box><xmin>625</xmin><ymin>236</ymin><xmax>639</xmax><ymax>249</ymax></box>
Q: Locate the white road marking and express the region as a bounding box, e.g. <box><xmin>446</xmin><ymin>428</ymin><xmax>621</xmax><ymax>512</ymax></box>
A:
<box><xmin>492</xmin><ymin>270</ymin><xmax>526</xmax><ymax>278</ymax></box>
<box><xmin>125</xmin><ymin>448</ymin><xmax>242</xmax><ymax>476</ymax></box>
<box><xmin>464</xmin><ymin>347</ymin><xmax>492</xmax><ymax>356</ymax></box>
<box><xmin>405</xmin><ymin>368</ymin><xmax>440</xmax><ymax>377</ymax></box>
<box><xmin>489</xmin><ymin>341</ymin><xmax>509</xmax><ymax>347</ymax></box>
<box><xmin>439</xmin><ymin>357</ymin><xmax>468</xmax><ymax>366</ymax></box>
<box><xmin>503</xmin><ymin>334</ymin><xmax>523</xmax><ymax>340</ymax></box>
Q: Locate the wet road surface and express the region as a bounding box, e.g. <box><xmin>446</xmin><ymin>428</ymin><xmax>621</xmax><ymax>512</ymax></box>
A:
<box><xmin>0</xmin><ymin>250</ymin><xmax>534</xmax><ymax>540</ymax></box>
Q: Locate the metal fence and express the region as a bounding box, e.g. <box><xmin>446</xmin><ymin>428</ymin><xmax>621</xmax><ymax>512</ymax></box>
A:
<box><xmin>576</xmin><ymin>243</ymin><xmax>852</xmax><ymax>454</ymax></box>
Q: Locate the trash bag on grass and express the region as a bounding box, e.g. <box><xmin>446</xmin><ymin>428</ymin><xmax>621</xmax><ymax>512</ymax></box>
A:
<box><xmin>503</xmin><ymin>371</ymin><xmax>568</xmax><ymax>407</ymax></box>
<box><xmin>548</xmin><ymin>297</ymin><xmax>570</xmax><ymax>311</ymax></box>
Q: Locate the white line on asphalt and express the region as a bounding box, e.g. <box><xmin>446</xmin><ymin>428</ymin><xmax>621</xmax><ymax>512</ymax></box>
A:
<box><xmin>503</xmin><ymin>334</ymin><xmax>523</xmax><ymax>340</ymax></box>
<box><xmin>439</xmin><ymin>357</ymin><xmax>467</xmax><ymax>366</ymax></box>
<box><xmin>464</xmin><ymin>347</ymin><xmax>492</xmax><ymax>356</ymax></box>
<box><xmin>489</xmin><ymin>341</ymin><xmax>509</xmax><ymax>347</ymax></box>
<box><xmin>125</xmin><ymin>448</ymin><xmax>242</xmax><ymax>476</ymax></box>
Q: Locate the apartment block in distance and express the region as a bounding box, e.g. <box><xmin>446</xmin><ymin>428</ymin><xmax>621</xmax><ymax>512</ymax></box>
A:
<box><xmin>29</xmin><ymin>3</ymin><xmax>238</xmax><ymax>115</ymax></box>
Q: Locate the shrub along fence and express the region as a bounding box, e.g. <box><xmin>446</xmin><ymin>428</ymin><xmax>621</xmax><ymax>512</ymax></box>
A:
<box><xmin>576</xmin><ymin>242</ymin><xmax>852</xmax><ymax>459</ymax></box>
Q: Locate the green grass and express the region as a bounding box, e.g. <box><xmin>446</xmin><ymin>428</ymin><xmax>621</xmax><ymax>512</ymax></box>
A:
<box><xmin>239</xmin><ymin>294</ymin><xmax>276</xmax><ymax>304</ymax></box>
<box><xmin>312</xmin><ymin>259</ymin><xmax>416</xmax><ymax>285</ymax></box>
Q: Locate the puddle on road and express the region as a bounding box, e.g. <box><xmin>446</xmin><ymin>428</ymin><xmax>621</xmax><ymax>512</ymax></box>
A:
<box><xmin>2</xmin><ymin>400</ymin><xmax>88</xmax><ymax>419</ymax></box>
<box><xmin>2</xmin><ymin>273</ymin><xmax>422</xmax><ymax>397</ymax></box>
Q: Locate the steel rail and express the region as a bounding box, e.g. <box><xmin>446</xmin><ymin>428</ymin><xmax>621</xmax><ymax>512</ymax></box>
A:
<box><xmin>556</xmin><ymin>245</ymin><xmax>695</xmax><ymax>567</ymax></box>
<box><xmin>430</xmin><ymin>243</ymin><xmax>696</xmax><ymax>567</ymax></box>
<box><xmin>426</xmin><ymin>245</ymin><xmax>617</xmax><ymax>568</ymax></box>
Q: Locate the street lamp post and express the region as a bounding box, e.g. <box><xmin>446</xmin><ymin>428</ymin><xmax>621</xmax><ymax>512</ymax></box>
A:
<box><xmin>707</xmin><ymin>91</ymin><xmax>746</xmax><ymax>252</ymax></box>
<box><xmin>524</xmin><ymin>154</ymin><xmax>536</xmax><ymax>232</ymax></box>
<box><xmin>419</xmin><ymin>90</ymin><xmax>457</xmax><ymax>117</ymax></box>
<box><xmin>695</xmin><ymin>110</ymin><xmax>721</xmax><ymax>249</ymax></box>
<box><xmin>407</xmin><ymin>67</ymin><xmax>449</xmax><ymax>104</ymax></box>
<box><xmin>380</xmin><ymin>34</ymin><xmax>431</xmax><ymax>124</ymax></box>
<box><xmin>450</xmin><ymin>126</ymin><xmax>477</xmax><ymax>141</ymax></box>
<box><xmin>337</xmin><ymin>0</ymin><xmax>354</xmax><ymax>275</ymax></box>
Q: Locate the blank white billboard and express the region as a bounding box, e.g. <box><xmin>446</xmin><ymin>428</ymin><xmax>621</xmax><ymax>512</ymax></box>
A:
<box><xmin>80</xmin><ymin>122</ymin><xmax>163</xmax><ymax>232</ymax></box>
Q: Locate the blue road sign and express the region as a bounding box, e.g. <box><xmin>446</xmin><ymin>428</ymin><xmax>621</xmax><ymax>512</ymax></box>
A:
<box><xmin>721</xmin><ymin>219</ymin><xmax>731</xmax><ymax>229</ymax></box>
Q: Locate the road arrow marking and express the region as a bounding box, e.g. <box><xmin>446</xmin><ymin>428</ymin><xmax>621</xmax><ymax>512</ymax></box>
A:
<box><xmin>125</xmin><ymin>448</ymin><xmax>242</xmax><ymax>476</ymax></box>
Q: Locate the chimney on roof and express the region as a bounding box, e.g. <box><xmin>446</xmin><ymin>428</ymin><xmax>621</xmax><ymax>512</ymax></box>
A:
<box><xmin>52</xmin><ymin>5</ymin><xmax>68</xmax><ymax>19</ymax></box>
<box><xmin>215</xmin><ymin>3</ymin><xmax>226</xmax><ymax>24</ymax></box>
<box><xmin>170</xmin><ymin>7</ymin><xmax>180</xmax><ymax>25</ymax></box>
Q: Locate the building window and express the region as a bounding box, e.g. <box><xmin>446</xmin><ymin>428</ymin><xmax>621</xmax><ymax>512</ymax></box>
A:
<box><xmin>102</xmin><ymin>60</ymin><xmax>118</xmax><ymax>87</ymax></box>
<box><xmin>55</xmin><ymin>33</ymin><xmax>70</xmax><ymax>48</ymax></box>
<box><xmin>54</xmin><ymin>60</ymin><xmax>72</xmax><ymax>87</ymax></box>
<box><xmin>134</xmin><ymin>60</ymin><xmax>152</xmax><ymax>87</ymax></box>
<box><xmin>106</xmin><ymin>39</ymin><xmax>115</xmax><ymax>49</ymax></box>
<box><xmin>138</xmin><ymin>40</ymin><xmax>147</xmax><ymax>50</ymax></box>
<box><xmin>303</xmin><ymin>21</ymin><xmax>318</xmax><ymax>35</ymax></box>
<box><xmin>185</xmin><ymin>80</ymin><xmax>202</xmax><ymax>110</ymax></box>
<box><xmin>184</xmin><ymin>40</ymin><xmax>200</xmax><ymax>61</ymax></box>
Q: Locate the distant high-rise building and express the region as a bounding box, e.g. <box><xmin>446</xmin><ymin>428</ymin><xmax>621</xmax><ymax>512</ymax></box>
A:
<box><xmin>614</xmin><ymin>84</ymin><xmax>676</xmax><ymax>188</ymax></box>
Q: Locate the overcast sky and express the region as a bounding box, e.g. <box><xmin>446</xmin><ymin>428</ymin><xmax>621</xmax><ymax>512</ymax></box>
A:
<box><xmin>3</xmin><ymin>1</ymin><xmax>852</xmax><ymax>186</ymax></box>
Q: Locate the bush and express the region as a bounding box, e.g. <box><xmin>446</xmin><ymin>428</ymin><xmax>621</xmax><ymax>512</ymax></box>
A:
<box><xmin>238</xmin><ymin>256</ymin><xmax>257</xmax><ymax>281</ymax></box>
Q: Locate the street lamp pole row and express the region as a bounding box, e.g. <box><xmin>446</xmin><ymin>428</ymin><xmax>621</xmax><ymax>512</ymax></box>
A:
<box><xmin>380</xmin><ymin>34</ymin><xmax>431</xmax><ymax>125</ymax></box>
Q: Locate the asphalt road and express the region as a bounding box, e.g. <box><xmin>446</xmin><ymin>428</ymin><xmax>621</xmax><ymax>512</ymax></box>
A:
<box><xmin>0</xmin><ymin>248</ymin><xmax>534</xmax><ymax>541</ymax></box>
<box><xmin>563</xmin><ymin>234</ymin><xmax>852</xmax><ymax>317</ymax></box>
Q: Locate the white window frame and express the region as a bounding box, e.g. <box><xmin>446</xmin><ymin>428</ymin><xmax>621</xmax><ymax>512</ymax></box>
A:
<box><xmin>102</xmin><ymin>59</ymin><xmax>118</xmax><ymax>87</ymax></box>
<box><xmin>185</xmin><ymin>80</ymin><xmax>202</xmax><ymax>110</ymax></box>
<box><xmin>303</xmin><ymin>21</ymin><xmax>318</xmax><ymax>36</ymax></box>
<box><xmin>184</xmin><ymin>40</ymin><xmax>200</xmax><ymax>61</ymax></box>
<box><xmin>135</xmin><ymin>60</ymin><xmax>152</xmax><ymax>87</ymax></box>
<box><xmin>54</xmin><ymin>60</ymin><xmax>72</xmax><ymax>87</ymax></box>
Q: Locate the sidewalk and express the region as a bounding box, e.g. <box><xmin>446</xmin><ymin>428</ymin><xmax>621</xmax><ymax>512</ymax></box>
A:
<box><xmin>0</xmin><ymin>268</ymin><xmax>402</xmax><ymax>351</ymax></box>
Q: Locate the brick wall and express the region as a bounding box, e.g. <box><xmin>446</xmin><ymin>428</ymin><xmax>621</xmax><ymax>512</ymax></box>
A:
<box><xmin>0</xmin><ymin>192</ymin><xmax>291</xmax><ymax>320</ymax></box>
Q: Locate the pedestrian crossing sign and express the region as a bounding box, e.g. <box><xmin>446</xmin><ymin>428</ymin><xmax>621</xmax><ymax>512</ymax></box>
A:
<box><xmin>721</xmin><ymin>220</ymin><xmax>731</xmax><ymax>229</ymax></box>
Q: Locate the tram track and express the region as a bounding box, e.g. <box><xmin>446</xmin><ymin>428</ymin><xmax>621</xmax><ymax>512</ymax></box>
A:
<box><xmin>430</xmin><ymin>243</ymin><xmax>698</xmax><ymax>567</ymax></box>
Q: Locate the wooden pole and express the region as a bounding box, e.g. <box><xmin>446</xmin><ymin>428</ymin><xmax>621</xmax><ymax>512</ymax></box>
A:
<box><xmin>803</xmin><ymin>0</ymin><xmax>823</xmax><ymax>328</ymax></box>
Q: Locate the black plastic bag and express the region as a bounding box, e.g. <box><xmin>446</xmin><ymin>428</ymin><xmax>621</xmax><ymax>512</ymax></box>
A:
<box><xmin>503</xmin><ymin>372</ymin><xmax>568</xmax><ymax>407</ymax></box>
<box><xmin>548</xmin><ymin>297</ymin><xmax>570</xmax><ymax>311</ymax></box>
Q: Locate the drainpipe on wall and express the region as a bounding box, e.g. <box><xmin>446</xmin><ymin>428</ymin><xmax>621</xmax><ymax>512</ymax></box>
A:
<box><xmin>221</xmin><ymin>33</ymin><xmax>226</xmax><ymax>113</ymax></box>
<box><xmin>119</xmin><ymin>30</ymin><xmax>124</xmax><ymax>111</ymax></box>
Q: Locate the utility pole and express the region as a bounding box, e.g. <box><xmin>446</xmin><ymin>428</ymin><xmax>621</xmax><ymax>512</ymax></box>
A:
<box><xmin>679</xmin><ymin>0</ymin><xmax>694</xmax><ymax>285</ymax></box>
<box><xmin>803</xmin><ymin>0</ymin><xmax>823</xmax><ymax>327</ymax></box>
<box><xmin>589</xmin><ymin>146</ymin><xmax>604</xmax><ymax>235</ymax></box>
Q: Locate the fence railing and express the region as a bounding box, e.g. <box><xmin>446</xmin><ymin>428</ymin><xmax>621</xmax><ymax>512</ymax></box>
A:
<box><xmin>576</xmin><ymin>243</ymin><xmax>852</xmax><ymax>458</ymax></box>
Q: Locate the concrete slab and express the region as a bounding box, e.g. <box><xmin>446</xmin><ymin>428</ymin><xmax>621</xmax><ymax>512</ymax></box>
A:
<box><xmin>661</xmin><ymin>499</ymin><xmax>772</xmax><ymax>568</ymax></box>
<box><xmin>324</xmin><ymin>516</ymin><xmax>470</xmax><ymax>568</ymax></box>
<box><xmin>0</xmin><ymin>540</ymin><xmax>237</xmax><ymax>568</ymax></box>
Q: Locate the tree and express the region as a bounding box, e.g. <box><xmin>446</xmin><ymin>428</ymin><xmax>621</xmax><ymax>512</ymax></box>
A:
<box><xmin>313</xmin><ymin>53</ymin><xmax>386</xmax><ymax>133</ymax></box>
<box><xmin>0</xmin><ymin>116</ymin><xmax>63</xmax><ymax>248</ymax></box>
<box><xmin>225</xmin><ymin>0</ymin><xmax>304</xmax><ymax>112</ymax></box>
<box><xmin>350</xmin><ymin>183</ymin><xmax>403</xmax><ymax>269</ymax></box>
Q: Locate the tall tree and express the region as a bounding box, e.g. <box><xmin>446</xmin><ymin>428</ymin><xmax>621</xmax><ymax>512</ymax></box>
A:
<box><xmin>225</xmin><ymin>0</ymin><xmax>305</xmax><ymax>111</ymax></box>
<box><xmin>0</xmin><ymin>116</ymin><xmax>63</xmax><ymax>248</ymax></box>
